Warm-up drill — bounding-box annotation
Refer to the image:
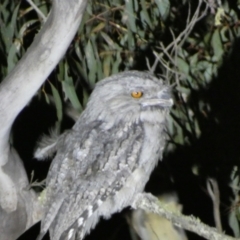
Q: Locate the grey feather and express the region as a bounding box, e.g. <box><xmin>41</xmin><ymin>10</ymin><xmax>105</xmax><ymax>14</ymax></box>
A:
<box><xmin>37</xmin><ymin>71</ymin><xmax>173</xmax><ymax>240</ymax></box>
<box><xmin>34</xmin><ymin>129</ymin><xmax>60</xmax><ymax>160</ymax></box>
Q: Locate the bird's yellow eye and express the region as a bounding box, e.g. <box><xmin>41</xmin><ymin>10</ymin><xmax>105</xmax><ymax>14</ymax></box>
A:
<box><xmin>131</xmin><ymin>91</ymin><xmax>143</xmax><ymax>98</ymax></box>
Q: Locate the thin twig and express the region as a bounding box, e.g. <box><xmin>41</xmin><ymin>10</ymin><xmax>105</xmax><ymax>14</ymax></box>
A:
<box><xmin>153</xmin><ymin>0</ymin><xmax>208</xmax><ymax>88</ymax></box>
<box><xmin>205</xmin><ymin>0</ymin><xmax>217</xmax><ymax>14</ymax></box>
<box><xmin>26</xmin><ymin>0</ymin><xmax>47</xmax><ymax>22</ymax></box>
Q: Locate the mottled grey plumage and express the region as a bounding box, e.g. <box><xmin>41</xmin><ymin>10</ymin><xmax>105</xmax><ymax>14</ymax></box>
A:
<box><xmin>37</xmin><ymin>71</ymin><xmax>173</xmax><ymax>240</ymax></box>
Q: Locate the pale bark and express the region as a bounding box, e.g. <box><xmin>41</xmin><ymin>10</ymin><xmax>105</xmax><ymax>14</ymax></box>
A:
<box><xmin>0</xmin><ymin>0</ymin><xmax>88</xmax><ymax>239</ymax></box>
<box><xmin>132</xmin><ymin>193</ymin><xmax>239</xmax><ymax>240</ymax></box>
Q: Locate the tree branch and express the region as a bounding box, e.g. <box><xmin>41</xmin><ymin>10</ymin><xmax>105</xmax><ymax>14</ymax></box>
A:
<box><xmin>132</xmin><ymin>193</ymin><xmax>239</xmax><ymax>240</ymax></box>
<box><xmin>0</xmin><ymin>0</ymin><xmax>88</xmax><ymax>212</ymax></box>
<box><xmin>0</xmin><ymin>0</ymin><xmax>88</xmax><ymax>239</ymax></box>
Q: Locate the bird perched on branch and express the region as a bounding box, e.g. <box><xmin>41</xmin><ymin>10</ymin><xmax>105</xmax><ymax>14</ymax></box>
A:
<box><xmin>36</xmin><ymin>71</ymin><xmax>173</xmax><ymax>240</ymax></box>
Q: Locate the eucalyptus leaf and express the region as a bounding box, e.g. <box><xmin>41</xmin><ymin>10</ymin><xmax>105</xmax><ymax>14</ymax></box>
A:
<box><xmin>2</xmin><ymin>3</ymin><xmax>20</xmax><ymax>51</ymax></box>
<box><xmin>155</xmin><ymin>0</ymin><xmax>170</xmax><ymax>20</ymax></box>
<box><xmin>140</xmin><ymin>0</ymin><xmax>153</xmax><ymax>30</ymax></box>
<box><xmin>7</xmin><ymin>41</ymin><xmax>19</xmax><ymax>73</ymax></box>
<box><xmin>125</xmin><ymin>0</ymin><xmax>137</xmax><ymax>32</ymax></box>
<box><xmin>177</xmin><ymin>57</ymin><xmax>189</xmax><ymax>75</ymax></box>
<box><xmin>103</xmin><ymin>55</ymin><xmax>112</xmax><ymax>77</ymax></box>
<box><xmin>62</xmin><ymin>64</ymin><xmax>82</xmax><ymax>112</ymax></box>
<box><xmin>229</xmin><ymin>210</ymin><xmax>240</xmax><ymax>237</ymax></box>
<box><xmin>49</xmin><ymin>82</ymin><xmax>63</xmax><ymax>123</ymax></box>
<box><xmin>211</xmin><ymin>29</ymin><xmax>224</xmax><ymax>61</ymax></box>
<box><xmin>85</xmin><ymin>40</ymin><xmax>97</xmax><ymax>84</ymax></box>
<box><xmin>112</xmin><ymin>52</ymin><xmax>121</xmax><ymax>74</ymax></box>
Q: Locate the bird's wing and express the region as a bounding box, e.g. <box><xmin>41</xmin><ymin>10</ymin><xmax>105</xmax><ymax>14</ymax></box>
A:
<box><xmin>39</xmin><ymin>120</ymin><xmax>144</xmax><ymax>240</ymax></box>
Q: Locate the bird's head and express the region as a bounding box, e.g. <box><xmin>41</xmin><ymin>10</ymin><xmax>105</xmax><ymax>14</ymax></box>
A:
<box><xmin>82</xmin><ymin>71</ymin><xmax>173</xmax><ymax>127</ymax></box>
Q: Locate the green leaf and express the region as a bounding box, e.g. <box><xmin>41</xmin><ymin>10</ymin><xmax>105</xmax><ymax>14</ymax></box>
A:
<box><xmin>211</xmin><ymin>29</ymin><xmax>224</xmax><ymax>61</ymax></box>
<box><xmin>1</xmin><ymin>3</ymin><xmax>20</xmax><ymax>51</ymax></box>
<box><xmin>125</xmin><ymin>0</ymin><xmax>137</xmax><ymax>32</ymax></box>
<box><xmin>126</xmin><ymin>26</ymin><xmax>135</xmax><ymax>49</ymax></box>
<box><xmin>155</xmin><ymin>0</ymin><xmax>170</xmax><ymax>20</ymax></box>
<box><xmin>103</xmin><ymin>55</ymin><xmax>112</xmax><ymax>77</ymax></box>
<box><xmin>177</xmin><ymin>57</ymin><xmax>189</xmax><ymax>75</ymax></box>
<box><xmin>62</xmin><ymin>64</ymin><xmax>82</xmax><ymax>112</ymax></box>
<box><xmin>85</xmin><ymin>40</ymin><xmax>97</xmax><ymax>84</ymax></box>
<box><xmin>58</xmin><ymin>61</ymin><xmax>65</xmax><ymax>81</ymax></box>
<box><xmin>214</xmin><ymin>7</ymin><xmax>225</xmax><ymax>27</ymax></box>
<box><xmin>91</xmin><ymin>22</ymin><xmax>106</xmax><ymax>34</ymax></box>
<box><xmin>134</xmin><ymin>0</ymin><xmax>139</xmax><ymax>12</ymax></box>
<box><xmin>7</xmin><ymin>40</ymin><xmax>19</xmax><ymax>73</ymax></box>
<box><xmin>49</xmin><ymin>82</ymin><xmax>63</xmax><ymax>123</ymax></box>
<box><xmin>100</xmin><ymin>32</ymin><xmax>115</xmax><ymax>49</ymax></box>
<box><xmin>43</xmin><ymin>91</ymin><xmax>50</xmax><ymax>104</ymax></box>
<box><xmin>140</xmin><ymin>0</ymin><xmax>153</xmax><ymax>29</ymax></box>
<box><xmin>229</xmin><ymin>210</ymin><xmax>240</xmax><ymax>237</ymax></box>
<box><xmin>112</xmin><ymin>51</ymin><xmax>121</xmax><ymax>74</ymax></box>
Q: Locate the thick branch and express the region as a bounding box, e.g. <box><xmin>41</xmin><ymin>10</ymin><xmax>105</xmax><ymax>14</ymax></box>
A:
<box><xmin>0</xmin><ymin>0</ymin><xmax>87</xmax><ymax>167</ymax></box>
<box><xmin>132</xmin><ymin>193</ymin><xmax>239</xmax><ymax>240</ymax></box>
<box><xmin>0</xmin><ymin>0</ymin><xmax>88</xmax><ymax>215</ymax></box>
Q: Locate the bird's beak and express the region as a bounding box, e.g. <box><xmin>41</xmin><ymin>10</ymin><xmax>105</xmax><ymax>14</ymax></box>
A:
<box><xmin>141</xmin><ymin>98</ymin><xmax>173</xmax><ymax>108</ymax></box>
<box><xmin>141</xmin><ymin>89</ymin><xmax>173</xmax><ymax>108</ymax></box>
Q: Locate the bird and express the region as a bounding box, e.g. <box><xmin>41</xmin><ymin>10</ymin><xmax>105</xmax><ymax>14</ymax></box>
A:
<box><xmin>36</xmin><ymin>70</ymin><xmax>173</xmax><ymax>240</ymax></box>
